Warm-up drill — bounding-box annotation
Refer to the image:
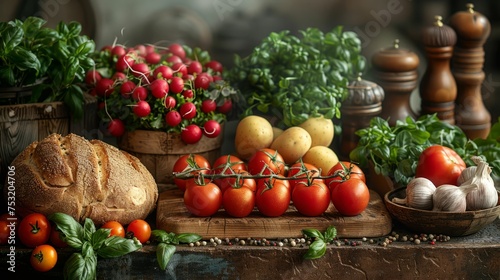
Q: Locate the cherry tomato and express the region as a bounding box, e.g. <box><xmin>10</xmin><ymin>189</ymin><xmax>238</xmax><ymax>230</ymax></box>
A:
<box><xmin>255</xmin><ymin>177</ymin><xmax>291</xmax><ymax>217</ymax></box>
<box><xmin>126</xmin><ymin>219</ymin><xmax>151</xmax><ymax>244</ymax></box>
<box><xmin>247</xmin><ymin>148</ymin><xmax>286</xmax><ymax>176</ymax></box>
<box><xmin>331</xmin><ymin>178</ymin><xmax>370</xmax><ymax>216</ymax></box>
<box><xmin>172</xmin><ymin>154</ymin><xmax>211</xmax><ymax>192</ymax></box>
<box><xmin>287</xmin><ymin>162</ymin><xmax>322</xmax><ymax>193</ymax></box>
<box><xmin>49</xmin><ymin>226</ymin><xmax>68</xmax><ymax>248</ymax></box>
<box><xmin>325</xmin><ymin>161</ymin><xmax>365</xmax><ymax>191</ymax></box>
<box><xmin>292</xmin><ymin>180</ymin><xmax>331</xmax><ymax>217</ymax></box>
<box><xmin>222</xmin><ymin>185</ymin><xmax>256</xmax><ymax>218</ymax></box>
<box><xmin>30</xmin><ymin>244</ymin><xmax>58</xmax><ymax>272</ymax></box>
<box><xmin>101</xmin><ymin>220</ymin><xmax>126</xmax><ymax>238</ymax></box>
<box><xmin>0</xmin><ymin>213</ymin><xmax>17</xmax><ymax>245</ymax></box>
<box><xmin>415</xmin><ymin>145</ymin><xmax>466</xmax><ymax>187</ymax></box>
<box><xmin>18</xmin><ymin>213</ymin><xmax>51</xmax><ymax>248</ymax></box>
<box><xmin>184</xmin><ymin>181</ymin><xmax>222</xmax><ymax>217</ymax></box>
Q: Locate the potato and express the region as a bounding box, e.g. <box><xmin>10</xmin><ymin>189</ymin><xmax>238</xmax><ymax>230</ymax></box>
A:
<box><xmin>301</xmin><ymin>146</ymin><xmax>339</xmax><ymax>176</ymax></box>
<box><xmin>272</xmin><ymin>127</ymin><xmax>284</xmax><ymax>142</ymax></box>
<box><xmin>299</xmin><ymin>116</ymin><xmax>334</xmax><ymax>147</ymax></box>
<box><xmin>234</xmin><ymin>115</ymin><xmax>274</xmax><ymax>160</ymax></box>
<box><xmin>271</xmin><ymin>127</ymin><xmax>312</xmax><ymax>164</ymax></box>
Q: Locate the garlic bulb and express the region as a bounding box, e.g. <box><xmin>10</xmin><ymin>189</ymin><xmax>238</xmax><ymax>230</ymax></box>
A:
<box><xmin>392</xmin><ymin>177</ymin><xmax>436</xmax><ymax>210</ymax></box>
<box><xmin>461</xmin><ymin>156</ymin><xmax>498</xmax><ymax>210</ymax></box>
<box><xmin>432</xmin><ymin>184</ymin><xmax>477</xmax><ymax>212</ymax></box>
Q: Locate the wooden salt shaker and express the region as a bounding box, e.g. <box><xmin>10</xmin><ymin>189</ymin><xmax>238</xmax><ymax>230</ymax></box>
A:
<box><xmin>450</xmin><ymin>3</ymin><xmax>491</xmax><ymax>139</ymax></box>
<box><xmin>340</xmin><ymin>75</ymin><xmax>384</xmax><ymax>159</ymax></box>
<box><xmin>371</xmin><ymin>39</ymin><xmax>419</xmax><ymax>126</ymax></box>
<box><xmin>419</xmin><ymin>15</ymin><xmax>457</xmax><ymax>124</ymax></box>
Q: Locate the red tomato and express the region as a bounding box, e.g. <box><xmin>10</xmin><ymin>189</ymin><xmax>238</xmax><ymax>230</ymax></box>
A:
<box><xmin>30</xmin><ymin>244</ymin><xmax>58</xmax><ymax>272</ymax></box>
<box><xmin>292</xmin><ymin>180</ymin><xmax>331</xmax><ymax>217</ymax></box>
<box><xmin>255</xmin><ymin>178</ymin><xmax>291</xmax><ymax>217</ymax></box>
<box><xmin>216</xmin><ymin>170</ymin><xmax>256</xmax><ymax>194</ymax></box>
<box><xmin>287</xmin><ymin>162</ymin><xmax>322</xmax><ymax>193</ymax></box>
<box><xmin>331</xmin><ymin>178</ymin><xmax>370</xmax><ymax>216</ymax></box>
<box><xmin>101</xmin><ymin>220</ymin><xmax>126</xmax><ymax>238</ymax></box>
<box><xmin>49</xmin><ymin>226</ymin><xmax>68</xmax><ymax>248</ymax></box>
<box><xmin>222</xmin><ymin>186</ymin><xmax>256</xmax><ymax>218</ymax></box>
<box><xmin>325</xmin><ymin>161</ymin><xmax>365</xmax><ymax>191</ymax></box>
<box><xmin>184</xmin><ymin>182</ymin><xmax>222</xmax><ymax>217</ymax></box>
<box><xmin>18</xmin><ymin>213</ymin><xmax>51</xmax><ymax>248</ymax></box>
<box><xmin>247</xmin><ymin>148</ymin><xmax>286</xmax><ymax>176</ymax></box>
<box><xmin>126</xmin><ymin>219</ymin><xmax>151</xmax><ymax>244</ymax></box>
<box><xmin>172</xmin><ymin>154</ymin><xmax>211</xmax><ymax>192</ymax></box>
<box><xmin>415</xmin><ymin>145</ymin><xmax>466</xmax><ymax>187</ymax></box>
<box><xmin>211</xmin><ymin>154</ymin><xmax>246</xmax><ymax>188</ymax></box>
<box><xmin>0</xmin><ymin>220</ymin><xmax>8</xmax><ymax>245</ymax></box>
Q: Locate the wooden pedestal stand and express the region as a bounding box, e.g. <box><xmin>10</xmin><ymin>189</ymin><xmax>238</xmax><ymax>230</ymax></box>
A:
<box><xmin>450</xmin><ymin>3</ymin><xmax>491</xmax><ymax>139</ymax></box>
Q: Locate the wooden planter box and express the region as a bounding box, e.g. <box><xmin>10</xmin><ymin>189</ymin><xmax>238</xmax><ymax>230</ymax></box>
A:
<box><xmin>0</xmin><ymin>93</ymin><xmax>98</xmax><ymax>181</ymax></box>
<box><xmin>118</xmin><ymin>126</ymin><xmax>224</xmax><ymax>189</ymax></box>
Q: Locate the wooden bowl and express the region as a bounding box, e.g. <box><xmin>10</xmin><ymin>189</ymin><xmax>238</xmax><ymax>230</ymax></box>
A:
<box><xmin>384</xmin><ymin>187</ymin><xmax>500</xmax><ymax>236</ymax></box>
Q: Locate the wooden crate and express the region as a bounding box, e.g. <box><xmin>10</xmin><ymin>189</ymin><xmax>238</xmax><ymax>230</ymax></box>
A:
<box><xmin>118</xmin><ymin>126</ymin><xmax>224</xmax><ymax>186</ymax></box>
<box><xmin>0</xmin><ymin>93</ymin><xmax>98</xmax><ymax>181</ymax></box>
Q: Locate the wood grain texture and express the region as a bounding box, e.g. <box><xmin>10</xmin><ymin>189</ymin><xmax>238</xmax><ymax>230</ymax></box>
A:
<box><xmin>156</xmin><ymin>188</ymin><xmax>392</xmax><ymax>239</ymax></box>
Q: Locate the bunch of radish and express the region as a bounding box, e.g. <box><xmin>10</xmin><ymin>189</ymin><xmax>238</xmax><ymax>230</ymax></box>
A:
<box><xmin>86</xmin><ymin>43</ymin><xmax>237</xmax><ymax>144</ymax></box>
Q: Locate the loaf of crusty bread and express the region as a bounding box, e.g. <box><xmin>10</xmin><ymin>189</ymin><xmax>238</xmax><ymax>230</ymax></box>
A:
<box><xmin>4</xmin><ymin>133</ymin><xmax>158</xmax><ymax>226</ymax></box>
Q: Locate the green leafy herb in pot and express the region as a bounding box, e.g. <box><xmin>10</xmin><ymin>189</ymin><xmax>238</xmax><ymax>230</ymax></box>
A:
<box><xmin>227</xmin><ymin>27</ymin><xmax>366</xmax><ymax>127</ymax></box>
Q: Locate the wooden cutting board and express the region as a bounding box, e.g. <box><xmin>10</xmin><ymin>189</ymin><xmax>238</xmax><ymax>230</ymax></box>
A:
<box><xmin>156</xmin><ymin>189</ymin><xmax>392</xmax><ymax>239</ymax></box>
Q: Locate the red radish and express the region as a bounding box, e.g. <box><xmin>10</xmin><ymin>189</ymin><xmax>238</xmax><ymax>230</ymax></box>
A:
<box><xmin>182</xmin><ymin>89</ymin><xmax>194</xmax><ymax>99</ymax></box>
<box><xmin>134</xmin><ymin>44</ymin><xmax>147</xmax><ymax>56</ymax></box>
<box><xmin>131</xmin><ymin>62</ymin><xmax>150</xmax><ymax>78</ymax></box>
<box><xmin>145</xmin><ymin>52</ymin><xmax>161</xmax><ymax>65</ymax></box>
<box><xmin>145</xmin><ymin>44</ymin><xmax>155</xmax><ymax>54</ymax></box>
<box><xmin>111</xmin><ymin>45</ymin><xmax>126</xmax><ymax>57</ymax></box>
<box><xmin>183</xmin><ymin>74</ymin><xmax>194</xmax><ymax>82</ymax></box>
<box><xmin>153</xmin><ymin>65</ymin><xmax>173</xmax><ymax>80</ymax></box>
<box><xmin>181</xmin><ymin>124</ymin><xmax>202</xmax><ymax>144</ymax></box>
<box><xmin>194</xmin><ymin>73</ymin><xmax>212</xmax><ymax>90</ymax></box>
<box><xmin>85</xmin><ymin>70</ymin><xmax>102</xmax><ymax>85</ymax></box>
<box><xmin>116</xmin><ymin>54</ymin><xmax>135</xmax><ymax>72</ymax></box>
<box><xmin>213</xmin><ymin>75</ymin><xmax>222</xmax><ymax>82</ymax></box>
<box><xmin>203</xmin><ymin>120</ymin><xmax>221</xmax><ymax>138</ymax></box>
<box><xmin>95</xmin><ymin>78</ymin><xmax>114</xmax><ymax>97</ymax></box>
<box><xmin>107</xmin><ymin>119</ymin><xmax>125</xmax><ymax>137</ymax></box>
<box><xmin>168</xmin><ymin>43</ymin><xmax>186</xmax><ymax>59</ymax></box>
<box><xmin>166</xmin><ymin>55</ymin><xmax>182</xmax><ymax>65</ymax></box>
<box><xmin>179</xmin><ymin>102</ymin><xmax>197</xmax><ymax>120</ymax></box>
<box><xmin>187</xmin><ymin>61</ymin><xmax>203</xmax><ymax>75</ymax></box>
<box><xmin>133</xmin><ymin>100</ymin><xmax>151</xmax><ymax>117</ymax></box>
<box><xmin>150</xmin><ymin>79</ymin><xmax>169</xmax><ymax>99</ymax></box>
<box><xmin>164</xmin><ymin>96</ymin><xmax>176</xmax><ymax>109</ymax></box>
<box><xmin>120</xmin><ymin>80</ymin><xmax>136</xmax><ymax>98</ymax></box>
<box><xmin>169</xmin><ymin>77</ymin><xmax>184</xmax><ymax>94</ymax></box>
<box><xmin>171</xmin><ymin>62</ymin><xmax>187</xmax><ymax>76</ymax></box>
<box><xmin>101</xmin><ymin>45</ymin><xmax>113</xmax><ymax>53</ymax></box>
<box><xmin>112</xmin><ymin>71</ymin><xmax>126</xmax><ymax>81</ymax></box>
<box><xmin>201</xmin><ymin>99</ymin><xmax>217</xmax><ymax>113</ymax></box>
<box><xmin>217</xmin><ymin>99</ymin><xmax>232</xmax><ymax>114</ymax></box>
<box><xmin>165</xmin><ymin>110</ymin><xmax>181</xmax><ymax>127</ymax></box>
<box><xmin>132</xmin><ymin>86</ymin><xmax>148</xmax><ymax>101</ymax></box>
<box><xmin>205</xmin><ymin>60</ymin><xmax>223</xmax><ymax>73</ymax></box>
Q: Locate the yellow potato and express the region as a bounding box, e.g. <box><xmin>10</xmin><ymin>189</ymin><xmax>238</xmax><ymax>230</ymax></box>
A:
<box><xmin>299</xmin><ymin>116</ymin><xmax>334</xmax><ymax>147</ymax></box>
<box><xmin>272</xmin><ymin>127</ymin><xmax>284</xmax><ymax>142</ymax></box>
<box><xmin>234</xmin><ymin>115</ymin><xmax>274</xmax><ymax>160</ymax></box>
<box><xmin>270</xmin><ymin>126</ymin><xmax>312</xmax><ymax>164</ymax></box>
<box><xmin>301</xmin><ymin>146</ymin><xmax>339</xmax><ymax>176</ymax></box>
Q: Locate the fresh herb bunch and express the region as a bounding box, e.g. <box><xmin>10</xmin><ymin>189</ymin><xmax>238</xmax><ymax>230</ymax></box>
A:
<box><xmin>151</xmin><ymin>229</ymin><xmax>202</xmax><ymax>270</ymax></box>
<box><xmin>350</xmin><ymin>114</ymin><xmax>500</xmax><ymax>186</ymax></box>
<box><xmin>227</xmin><ymin>27</ymin><xmax>366</xmax><ymax>127</ymax></box>
<box><xmin>0</xmin><ymin>17</ymin><xmax>95</xmax><ymax>118</ymax></box>
<box><xmin>48</xmin><ymin>213</ymin><xmax>142</xmax><ymax>280</ymax></box>
<box><xmin>302</xmin><ymin>226</ymin><xmax>337</xmax><ymax>259</ymax></box>
<box><xmin>89</xmin><ymin>43</ymin><xmax>239</xmax><ymax>143</ymax></box>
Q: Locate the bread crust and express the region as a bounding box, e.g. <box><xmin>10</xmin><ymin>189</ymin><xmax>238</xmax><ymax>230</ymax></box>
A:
<box><xmin>4</xmin><ymin>133</ymin><xmax>158</xmax><ymax>226</ymax></box>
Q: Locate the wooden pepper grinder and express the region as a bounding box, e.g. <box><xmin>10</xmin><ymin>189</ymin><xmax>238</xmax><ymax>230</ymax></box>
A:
<box><xmin>450</xmin><ymin>3</ymin><xmax>491</xmax><ymax>139</ymax></box>
<box><xmin>340</xmin><ymin>75</ymin><xmax>384</xmax><ymax>160</ymax></box>
<box><xmin>419</xmin><ymin>15</ymin><xmax>457</xmax><ymax>124</ymax></box>
<box><xmin>371</xmin><ymin>39</ymin><xmax>419</xmax><ymax>126</ymax></box>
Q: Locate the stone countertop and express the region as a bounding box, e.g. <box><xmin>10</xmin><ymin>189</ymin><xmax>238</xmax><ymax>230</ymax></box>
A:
<box><xmin>1</xmin><ymin>219</ymin><xmax>498</xmax><ymax>279</ymax></box>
